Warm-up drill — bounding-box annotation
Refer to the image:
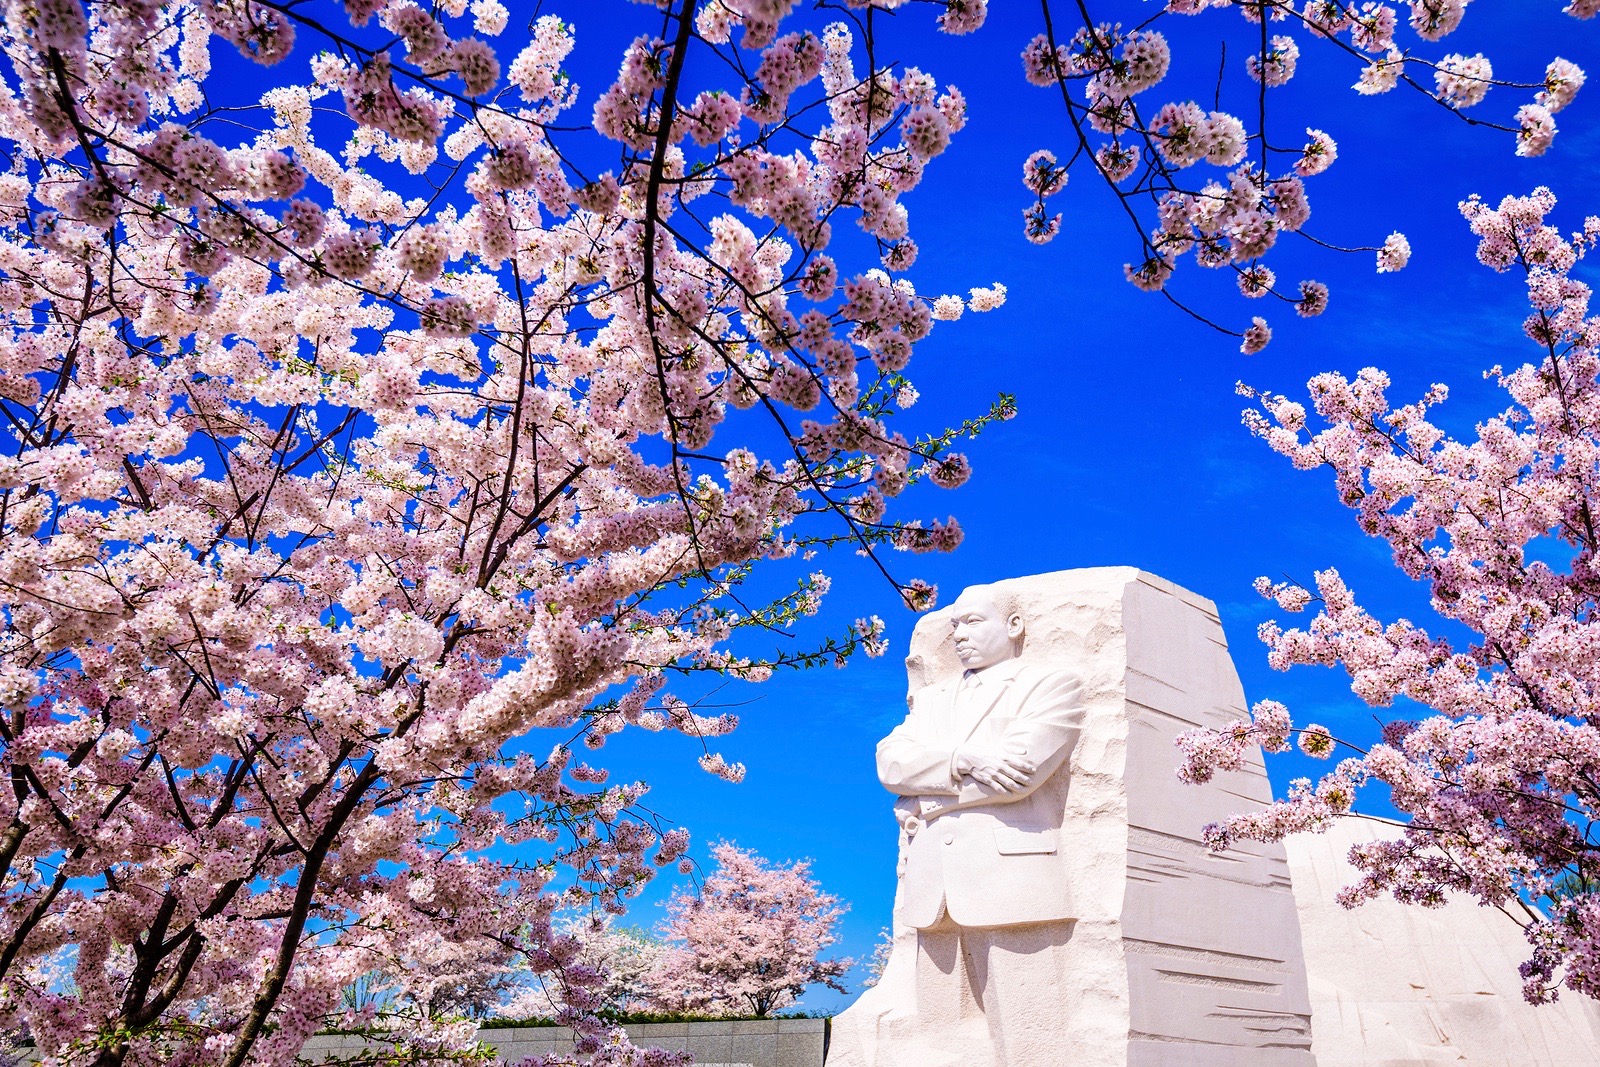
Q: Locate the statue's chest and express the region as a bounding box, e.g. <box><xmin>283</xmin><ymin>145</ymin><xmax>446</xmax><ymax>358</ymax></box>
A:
<box><xmin>941</xmin><ymin>685</ymin><xmax>1014</xmax><ymax>744</ymax></box>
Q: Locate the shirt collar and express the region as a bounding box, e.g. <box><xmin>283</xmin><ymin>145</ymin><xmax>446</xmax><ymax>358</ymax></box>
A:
<box><xmin>960</xmin><ymin>656</ymin><xmax>1026</xmax><ymax>688</ymax></box>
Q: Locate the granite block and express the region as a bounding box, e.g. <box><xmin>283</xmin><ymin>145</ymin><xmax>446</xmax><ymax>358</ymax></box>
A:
<box><xmin>731</xmin><ymin>1031</ymin><xmax>779</xmax><ymax>1064</ymax></box>
<box><xmin>775</xmin><ymin>1030</ymin><xmax>826</xmax><ymax>1067</ymax></box>
<box><xmin>687</xmin><ymin>1031</ymin><xmax>735</xmax><ymax>1062</ymax></box>
<box><xmin>775</xmin><ymin>1018</ymin><xmax>825</xmax><ymax>1034</ymax></box>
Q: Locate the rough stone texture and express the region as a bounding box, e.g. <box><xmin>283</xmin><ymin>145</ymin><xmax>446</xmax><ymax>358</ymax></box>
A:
<box><xmin>296</xmin><ymin>1018</ymin><xmax>825</xmax><ymax>1066</ymax></box>
<box><xmin>829</xmin><ymin>567</ymin><xmax>1314</xmax><ymax>1066</ymax></box>
<box><xmin>1287</xmin><ymin>818</ymin><xmax>1600</xmax><ymax>1065</ymax></box>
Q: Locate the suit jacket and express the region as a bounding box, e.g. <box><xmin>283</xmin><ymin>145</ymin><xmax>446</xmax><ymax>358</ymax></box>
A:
<box><xmin>877</xmin><ymin>658</ymin><xmax>1085</xmax><ymax>930</ymax></box>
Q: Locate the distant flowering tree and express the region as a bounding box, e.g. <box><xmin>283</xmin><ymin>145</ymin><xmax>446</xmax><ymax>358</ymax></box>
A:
<box><xmin>0</xmin><ymin>1</ymin><xmax>1011</xmax><ymax>1064</ymax></box>
<box><xmin>654</xmin><ymin>842</ymin><xmax>850</xmax><ymax>1017</ymax></box>
<box><xmin>1016</xmin><ymin>0</ymin><xmax>1591</xmax><ymax>347</ymax></box>
<box><xmin>497</xmin><ymin>916</ymin><xmax>669</xmax><ymax>1020</ymax></box>
<box><xmin>1176</xmin><ymin>187</ymin><xmax>1600</xmax><ymax>1004</ymax></box>
<box><xmin>337</xmin><ymin>915</ymin><xmax>667</xmax><ymax>1025</ymax></box>
<box><xmin>335</xmin><ymin>935</ymin><xmax>522</xmax><ymax>1023</ymax></box>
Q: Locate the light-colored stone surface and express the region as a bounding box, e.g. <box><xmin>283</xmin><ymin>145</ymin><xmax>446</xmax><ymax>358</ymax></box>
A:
<box><xmin>1287</xmin><ymin>818</ymin><xmax>1600</xmax><ymax>1066</ymax></box>
<box><xmin>830</xmin><ymin>567</ymin><xmax>1314</xmax><ymax>1066</ymax></box>
<box><xmin>297</xmin><ymin>1018</ymin><xmax>823</xmax><ymax>1066</ymax></box>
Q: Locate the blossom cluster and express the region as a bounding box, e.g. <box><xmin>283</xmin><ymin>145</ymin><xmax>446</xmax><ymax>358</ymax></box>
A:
<box><xmin>1179</xmin><ymin>188</ymin><xmax>1600</xmax><ymax>1005</ymax></box>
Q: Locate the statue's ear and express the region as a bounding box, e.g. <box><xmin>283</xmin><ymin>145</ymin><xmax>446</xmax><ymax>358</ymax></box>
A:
<box><xmin>1006</xmin><ymin>613</ymin><xmax>1025</xmax><ymax>640</ymax></box>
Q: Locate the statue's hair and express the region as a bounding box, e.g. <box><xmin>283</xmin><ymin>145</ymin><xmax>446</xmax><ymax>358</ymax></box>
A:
<box><xmin>952</xmin><ymin>582</ymin><xmax>1024</xmax><ymax>633</ymax></box>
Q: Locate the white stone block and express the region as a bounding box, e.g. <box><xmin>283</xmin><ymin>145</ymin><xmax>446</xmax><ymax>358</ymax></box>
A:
<box><xmin>1287</xmin><ymin>818</ymin><xmax>1600</xmax><ymax>1065</ymax></box>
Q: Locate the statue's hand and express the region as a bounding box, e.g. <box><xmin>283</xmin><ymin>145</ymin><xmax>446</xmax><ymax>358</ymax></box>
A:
<box><xmin>954</xmin><ymin>743</ymin><xmax>1036</xmax><ymax>792</ymax></box>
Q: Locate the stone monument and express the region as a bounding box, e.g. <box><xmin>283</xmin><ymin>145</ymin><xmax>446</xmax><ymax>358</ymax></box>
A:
<box><xmin>1288</xmin><ymin>818</ymin><xmax>1600</xmax><ymax>1065</ymax></box>
<box><xmin>828</xmin><ymin>567</ymin><xmax>1315</xmax><ymax>1067</ymax></box>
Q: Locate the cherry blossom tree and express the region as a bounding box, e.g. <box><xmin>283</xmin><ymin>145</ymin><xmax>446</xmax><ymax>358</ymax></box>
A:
<box><xmin>1177</xmin><ymin>187</ymin><xmax>1600</xmax><ymax>1004</ymax></box>
<box><xmin>497</xmin><ymin>916</ymin><xmax>669</xmax><ymax>1020</ymax></box>
<box><xmin>343</xmin><ymin>941</ymin><xmax>520</xmax><ymax>1023</ymax></box>
<box><xmin>0</xmin><ymin>1</ymin><xmax>1009</xmax><ymax>1063</ymax></box>
<box><xmin>653</xmin><ymin>842</ymin><xmax>849</xmax><ymax>1018</ymax></box>
<box><xmin>1014</xmin><ymin>0</ymin><xmax>1590</xmax><ymax>346</ymax></box>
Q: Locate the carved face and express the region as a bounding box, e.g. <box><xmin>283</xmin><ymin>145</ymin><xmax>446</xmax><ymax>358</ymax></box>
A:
<box><xmin>949</xmin><ymin>590</ymin><xmax>1022</xmax><ymax>670</ymax></box>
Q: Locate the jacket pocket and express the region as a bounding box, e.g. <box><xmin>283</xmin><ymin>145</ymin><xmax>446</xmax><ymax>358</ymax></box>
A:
<box><xmin>993</xmin><ymin>827</ymin><xmax>1058</xmax><ymax>855</ymax></box>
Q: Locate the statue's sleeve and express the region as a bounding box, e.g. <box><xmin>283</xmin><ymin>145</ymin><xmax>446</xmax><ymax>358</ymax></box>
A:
<box><xmin>949</xmin><ymin>669</ymin><xmax>1084</xmax><ymax>807</ymax></box>
<box><xmin>876</xmin><ymin>688</ymin><xmax>959</xmax><ymax>796</ymax></box>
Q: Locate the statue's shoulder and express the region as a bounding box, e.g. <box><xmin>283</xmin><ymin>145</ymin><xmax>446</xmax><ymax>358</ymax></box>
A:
<box><xmin>908</xmin><ymin>675</ymin><xmax>956</xmax><ymax>706</ymax></box>
<box><xmin>1013</xmin><ymin>662</ymin><xmax>1082</xmax><ymax>696</ymax></box>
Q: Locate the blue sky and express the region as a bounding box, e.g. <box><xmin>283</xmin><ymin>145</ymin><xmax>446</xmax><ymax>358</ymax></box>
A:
<box><xmin>533</xmin><ymin>2</ymin><xmax>1600</xmax><ymax>1013</ymax></box>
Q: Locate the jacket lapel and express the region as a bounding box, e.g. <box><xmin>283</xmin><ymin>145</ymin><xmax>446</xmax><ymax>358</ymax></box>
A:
<box><xmin>939</xmin><ymin>678</ymin><xmax>960</xmax><ymax>738</ymax></box>
<box><xmin>955</xmin><ymin>675</ymin><xmax>1015</xmax><ymax>747</ymax></box>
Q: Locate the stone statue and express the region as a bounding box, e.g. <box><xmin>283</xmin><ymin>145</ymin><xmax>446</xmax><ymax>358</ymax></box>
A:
<box><xmin>872</xmin><ymin>583</ymin><xmax>1085</xmax><ymax>1065</ymax></box>
<box><xmin>828</xmin><ymin>568</ymin><xmax>1318</xmax><ymax>1067</ymax></box>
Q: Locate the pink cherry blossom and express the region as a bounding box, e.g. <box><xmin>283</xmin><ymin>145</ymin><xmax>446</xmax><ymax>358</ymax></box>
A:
<box><xmin>1434</xmin><ymin>53</ymin><xmax>1494</xmax><ymax>108</ymax></box>
<box><xmin>1377</xmin><ymin>231</ymin><xmax>1412</xmax><ymax>272</ymax></box>
<box><xmin>1241</xmin><ymin>316</ymin><xmax>1272</xmax><ymax>354</ymax></box>
<box><xmin>1539</xmin><ymin>57</ymin><xmax>1587</xmax><ymax>111</ymax></box>
<box><xmin>1296</xmin><ymin>280</ymin><xmax>1331</xmax><ymax>317</ymax></box>
<box><xmin>1247</xmin><ymin>36</ymin><xmax>1300</xmax><ymax>86</ymax></box>
<box><xmin>937</xmin><ymin>0</ymin><xmax>988</xmax><ymax>36</ymax></box>
<box><xmin>1295</xmin><ymin>129</ymin><xmax>1339</xmax><ymax>177</ymax></box>
<box><xmin>1517</xmin><ymin>103</ymin><xmax>1560</xmax><ymax>156</ymax></box>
